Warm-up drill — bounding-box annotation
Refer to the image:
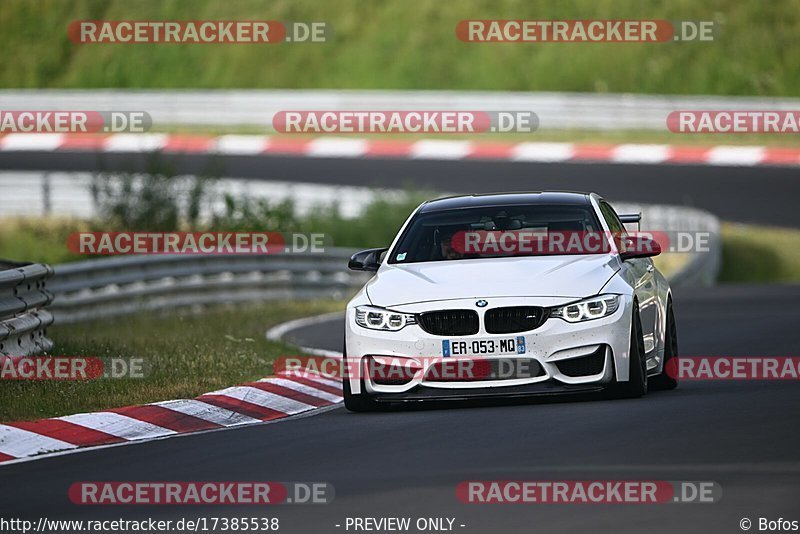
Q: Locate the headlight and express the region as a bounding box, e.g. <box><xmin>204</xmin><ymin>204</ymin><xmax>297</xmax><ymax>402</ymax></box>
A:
<box><xmin>550</xmin><ymin>295</ymin><xmax>620</xmax><ymax>323</ymax></box>
<box><xmin>355</xmin><ymin>306</ymin><xmax>416</xmax><ymax>331</ymax></box>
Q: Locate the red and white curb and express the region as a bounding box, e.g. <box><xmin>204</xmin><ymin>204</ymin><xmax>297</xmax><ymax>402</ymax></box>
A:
<box><xmin>0</xmin><ymin>315</ymin><xmax>343</xmax><ymax>466</ymax></box>
<box><xmin>0</xmin><ymin>133</ymin><xmax>798</xmax><ymax>167</ymax></box>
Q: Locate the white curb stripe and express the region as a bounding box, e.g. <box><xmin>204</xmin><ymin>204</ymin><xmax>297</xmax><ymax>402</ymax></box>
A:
<box><xmin>706</xmin><ymin>146</ymin><xmax>766</xmax><ymax>166</ymax></box>
<box><xmin>410</xmin><ymin>140</ymin><xmax>473</xmax><ymax>159</ymax></box>
<box><xmin>58</xmin><ymin>412</ymin><xmax>176</xmax><ymax>440</ymax></box>
<box><xmin>150</xmin><ymin>399</ymin><xmax>261</xmax><ymax>427</ymax></box>
<box><xmin>269</xmin><ymin>372</ymin><xmax>342</xmax><ymax>390</ymax></box>
<box><xmin>206</xmin><ymin>386</ymin><xmax>315</xmax><ymax>415</ymax></box>
<box><xmin>213</xmin><ymin>135</ymin><xmax>269</xmax><ymax>155</ymax></box>
<box><xmin>263</xmin><ymin>377</ymin><xmax>342</xmax><ymax>403</ymax></box>
<box><xmin>0</xmin><ymin>133</ymin><xmax>65</xmax><ymax>151</ymax></box>
<box><xmin>295</xmin><ymin>374</ymin><xmax>343</xmax><ymax>389</ymax></box>
<box><xmin>103</xmin><ymin>133</ymin><xmax>167</xmax><ymax>152</ymax></box>
<box><xmin>306</xmin><ymin>138</ymin><xmax>368</xmax><ymax>158</ymax></box>
<box><xmin>612</xmin><ymin>144</ymin><xmax>671</xmax><ymax>164</ymax></box>
<box><xmin>0</xmin><ymin>425</ymin><xmax>77</xmax><ymax>458</ymax></box>
<box><xmin>511</xmin><ymin>142</ymin><xmax>575</xmax><ymax>162</ymax></box>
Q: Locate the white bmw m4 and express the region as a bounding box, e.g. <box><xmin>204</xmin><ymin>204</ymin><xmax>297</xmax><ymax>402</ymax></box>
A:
<box><xmin>343</xmin><ymin>192</ymin><xmax>679</xmax><ymax>411</ymax></box>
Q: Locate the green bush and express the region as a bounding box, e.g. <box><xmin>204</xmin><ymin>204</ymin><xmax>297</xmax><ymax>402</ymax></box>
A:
<box><xmin>90</xmin><ymin>158</ymin><xmax>211</xmax><ymax>232</ymax></box>
<box><xmin>211</xmin><ymin>194</ymin><xmax>299</xmax><ymax>233</ymax></box>
<box><xmin>300</xmin><ymin>193</ymin><xmax>431</xmax><ymax>248</ymax></box>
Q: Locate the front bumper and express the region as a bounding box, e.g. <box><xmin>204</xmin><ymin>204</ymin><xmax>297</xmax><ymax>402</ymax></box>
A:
<box><xmin>345</xmin><ymin>295</ymin><xmax>634</xmax><ymax>397</ymax></box>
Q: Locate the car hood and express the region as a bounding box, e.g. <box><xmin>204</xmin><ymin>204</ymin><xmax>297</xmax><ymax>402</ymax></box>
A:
<box><xmin>366</xmin><ymin>255</ymin><xmax>620</xmax><ymax>307</ymax></box>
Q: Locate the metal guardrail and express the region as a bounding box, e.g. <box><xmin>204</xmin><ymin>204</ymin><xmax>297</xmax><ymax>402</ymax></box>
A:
<box><xmin>48</xmin><ymin>249</ymin><xmax>371</xmax><ymax>323</ymax></box>
<box><xmin>659</xmin><ymin>209</ymin><xmax>722</xmax><ymax>289</ymax></box>
<box><xmin>0</xmin><ymin>261</ymin><xmax>54</xmax><ymax>357</ymax></box>
<box><xmin>2</xmin><ymin>89</ymin><xmax>799</xmax><ymax>131</ymax></box>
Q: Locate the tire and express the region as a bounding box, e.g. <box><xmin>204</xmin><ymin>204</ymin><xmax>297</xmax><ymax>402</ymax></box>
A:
<box><xmin>607</xmin><ymin>303</ymin><xmax>648</xmax><ymax>399</ymax></box>
<box><xmin>342</xmin><ymin>345</ymin><xmax>378</xmax><ymax>412</ymax></box>
<box><xmin>649</xmin><ymin>298</ymin><xmax>679</xmax><ymax>391</ymax></box>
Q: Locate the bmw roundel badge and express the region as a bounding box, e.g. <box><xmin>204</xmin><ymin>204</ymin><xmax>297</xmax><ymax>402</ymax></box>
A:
<box><xmin>476</xmin><ymin>300</ymin><xmax>488</xmax><ymax>307</ymax></box>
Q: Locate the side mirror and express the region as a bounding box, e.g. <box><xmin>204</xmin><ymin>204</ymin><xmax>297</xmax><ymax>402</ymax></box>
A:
<box><xmin>348</xmin><ymin>247</ymin><xmax>387</xmax><ymax>272</ymax></box>
<box><xmin>619</xmin><ymin>235</ymin><xmax>661</xmax><ymax>260</ymax></box>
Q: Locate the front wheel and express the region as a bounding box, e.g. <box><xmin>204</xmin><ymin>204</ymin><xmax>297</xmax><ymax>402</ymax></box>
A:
<box><xmin>606</xmin><ymin>305</ymin><xmax>648</xmax><ymax>399</ymax></box>
<box><xmin>649</xmin><ymin>298</ymin><xmax>679</xmax><ymax>391</ymax></box>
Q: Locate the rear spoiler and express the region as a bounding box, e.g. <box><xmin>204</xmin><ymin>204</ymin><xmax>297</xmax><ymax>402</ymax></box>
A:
<box><xmin>619</xmin><ymin>213</ymin><xmax>641</xmax><ymax>230</ymax></box>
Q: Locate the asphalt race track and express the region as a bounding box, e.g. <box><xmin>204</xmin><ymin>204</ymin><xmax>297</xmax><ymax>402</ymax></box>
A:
<box><xmin>1</xmin><ymin>150</ymin><xmax>799</xmax><ymax>227</ymax></box>
<box><xmin>2</xmin><ymin>284</ymin><xmax>799</xmax><ymax>534</ymax></box>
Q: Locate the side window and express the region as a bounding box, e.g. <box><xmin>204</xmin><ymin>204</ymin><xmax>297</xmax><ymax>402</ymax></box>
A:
<box><xmin>599</xmin><ymin>201</ymin><xmax>627</xmax><ymax>236</ymax></box>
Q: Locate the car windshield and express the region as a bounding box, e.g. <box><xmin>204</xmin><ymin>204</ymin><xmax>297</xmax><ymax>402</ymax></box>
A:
<box><xmin>388</xmin><ymin>204</ymin><xmax>608</xmax><ymax>264</ymax></box>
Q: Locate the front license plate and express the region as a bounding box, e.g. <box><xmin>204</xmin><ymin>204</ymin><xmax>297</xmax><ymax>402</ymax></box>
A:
<box><xmin>443</xmin><ymin>336</ymin><xmax>526</xmax><ymax>357</ymax></box>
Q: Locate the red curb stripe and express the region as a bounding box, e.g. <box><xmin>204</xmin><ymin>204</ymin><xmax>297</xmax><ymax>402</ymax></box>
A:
<box><xmin>666</xmin><ymin>146</ymin><xmax>711</xmax><ymax>164</ymax></box>
<box><xmin>59</xmin><ymin>134</ymin><xmax>109</xmax><ymax>150</ymax></box>
<box><xmin>762</xmin><ymin>148</ymin><xmax>800</xmax><ymax>165</ymax></box>
<box><xmin>196</xmin><ymin>394</ymin><xmax>287</xmax><ymax>421</ymax></box>
<box><xmin>281</xmin><ymin>376</ymin><xmax>342</xmax><ymax>396</ymax></box>
<box><xmin>571</xmin><ymin>144</ymin><xmax>616</xmax><ymax>161</ymax></box>
<box><xmin>263</xmin><ymin>139</ymin><xmax>312</xmax><ymax>155</ymax></box>
<box><xmin>466</xmin><ymin>142</ymin><xmax>515</xmax><ymax>160</ymax></box>
<box><xmin>0</xmin><ymin>452</ymin><xmax>17</xmax><ymax>462</ymax></box>
<box><xmin>6</xmin><ymin>419</ymin><xmax>124</xmax><ymax>447</ymax></box>
<box><xmin>245</xmin><ymin>381</ymin><xmax>333</xmax><ymax>407</ymax></box>
<box><xmin>108</xmin><ymin>405</ymin><xmax>223</xmax><ymax>433</ymax></box>
<box><xmin>363</xmin><ymin>140</ymin><xmax>415</xmax><ymax>157</ymax></box>
<box><xmin>163</xmin><ymin>135</ymin><xmax>215</xmax><ymax>153</ymax></box>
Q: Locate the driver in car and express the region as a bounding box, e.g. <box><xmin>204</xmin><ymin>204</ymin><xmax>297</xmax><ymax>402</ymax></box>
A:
<box><xmin>438</xmin><ymin>228</ymin><xmax>464</xmax><ymax>260</ymax></box>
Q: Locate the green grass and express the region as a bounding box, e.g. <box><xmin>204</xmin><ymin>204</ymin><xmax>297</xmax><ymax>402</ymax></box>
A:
<box><xmin>0</xmin><ymin>217</ymin><xmax>92</xmax><ymax>265</ymax></box>
<box><xmin>0</xmin><ymin>300</ymin><xmax>342</xmax><ymax>422</ymax></box>
<box><xmin>1</xmin><ymin>0</ymin><xmax>798</xmax><ymax>96</ymax></box>
<box><xmin>719</xmin><ymin>223</ymin><xmax>800</xmax><ymax>283</ymax></box>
